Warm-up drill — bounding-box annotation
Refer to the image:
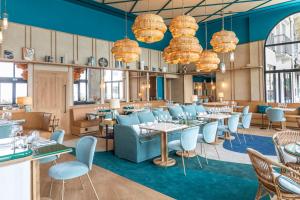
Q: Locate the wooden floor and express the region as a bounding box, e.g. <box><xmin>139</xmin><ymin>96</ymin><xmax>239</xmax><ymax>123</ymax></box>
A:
<box><xmin>40</xmin><ymin>154</ymin><xmax>172</xmax><ymax>200</ymax></box>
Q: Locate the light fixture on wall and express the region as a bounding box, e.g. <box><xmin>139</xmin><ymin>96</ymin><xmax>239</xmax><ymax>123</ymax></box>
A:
<box><xmin>219</xmin><ymin>54</ymin><xmax>226</xmax><ymax>73</ymax></box>
<box><xmin>132</xmin><ymin>0</ymin><xmax>167</xmax><ymax>43</ymax></box>
<box><xmin>2</xmin><ymin>0</ymin><xmax>8</xmax><ymax>30</ymax></box>
<box><xmin>111</xmin><ymin>4</ymin><xmax>141</xmax><ymax>63</ymax></box>
<box><xmin>229</xmin><ymin>13</ymin><xmax>235</xmax><ymax>63</ymax></box>
<box><xmin>0</xmin><ymin>28</ymin><xmax>3</xmax><ymax>44</ymax></box>
<box><xmin>210</xmin><ymin>1</ymin><xmax>238</xmax><ymax>53</ymax></box>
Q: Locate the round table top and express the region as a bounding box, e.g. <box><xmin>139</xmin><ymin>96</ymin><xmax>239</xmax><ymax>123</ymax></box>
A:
<box><xmin>284</xmin><ymin>143</ymin><xmax>300</xmax><ymax>157</ymax></box>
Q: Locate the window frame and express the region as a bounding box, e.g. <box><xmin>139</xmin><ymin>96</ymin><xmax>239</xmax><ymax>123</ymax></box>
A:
<box><xmin>73</xmin><ymin>69</ymin><xmax>88</xmax><ymax>103</ymax></box>
<box><xmin>0</xmin><ymin>62</ymin><xmax>28</xmax><ymax>105</ymax></box>
<box><xmin>104</xmin><ymin>70</ymin><xmax>124</xmax><ymax>100</ymax></box>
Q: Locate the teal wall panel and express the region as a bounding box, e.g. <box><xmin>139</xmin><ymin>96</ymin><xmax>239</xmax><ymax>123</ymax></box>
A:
<box><xmin>156</xmin><ymin>76</ymin><xmax>164</xmax><ymax>100</ymax></box>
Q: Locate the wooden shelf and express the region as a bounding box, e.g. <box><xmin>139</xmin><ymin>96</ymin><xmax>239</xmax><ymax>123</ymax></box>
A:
<box><xmin>0</xmin><ymin>58</ymin><xmax>180</xmax><ymax>75</ymax></box>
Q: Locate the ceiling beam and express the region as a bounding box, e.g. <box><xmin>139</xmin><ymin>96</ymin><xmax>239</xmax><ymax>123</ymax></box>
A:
<box><xmin>129</xmin><ymin>0</ymin><xmax>139</xmax><ymax>13</ymax></box>
<box><xmin>156</xmin><ymin>0</ymin><xmax>172</xmax><ymax>15</ymax></box>
<box><xmin>200</xmin><ymin>0</ymin><xmax>240</xmax><ymax>22</ymax></box>
<box><xmin>163</xmin><ymin>11</ymin><xmax>240</xmax><ymax>21</ymax></box>
<box><xmin>185</xmin><ymin>0</ymin><xmax>205</xmax><ymax>15</ymax></box>
<box><xmin>247</xmin><ymin>0</ymin><xmax>272</xmax><ymax>11</ymax></box>
<box><xmin>103</xmin><ymin>0</ymin><xmax>142</xmax><ymax>5</ymax></box>
<box><xmin>131</xmin><ymin>0</ymin><xmax>265</xmax><ymax>14</ymax></box>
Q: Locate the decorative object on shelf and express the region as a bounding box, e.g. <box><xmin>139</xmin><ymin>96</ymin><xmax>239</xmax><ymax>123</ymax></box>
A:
<box><xmin>87</xmin><ymin>56</ymin><xmax>96</xmax><ymax>66</ymax></box>
<box><xmin>115</xmin><ymin>60</ymin><xmax>124</xmax><ymax>68</ymax></box>
<box><xmin>17</xmin><ymin>96</ymin><xmax>33</xmax><ymax>112</ymax></box>
<box><xmin>210</xmin><ymin>3</ymin><xmax>238</xmax><ymax>53</ymax></box>
<box><xmin>152</xmin><ymin>67</ymin><xmax>157</xmax><ymax>72</ymax></box>
<box><xmin>182</xmin><ymin>65</ymin><xmax>187</xmax><ymax>74</ymax></box>
<box><xmin>59</xmin><ymin>56</ymin><xmax>65</xmax><ymax>64</ymax></box>
<box><xmin>110</xmin><ymin>99</ymin><xmax>120</xmax><ymax>119</ymax></box>
<box><xmin>111</xmin><ymin>4</ymin><xmax>141</xmax><ymax>63</ymax></box>
<box><xmin>218</xmin><ymin>92</ymin><xmax>224</xmax><ymax>102</ymax></box>
<box><xmin>169</xmin><ymin>15</ymin><xmax>199</xmax><ymax>38</ymax></box>
<box><xmin>98</xmin><ymin>57</ymin><xmax>108</xmax><ymax>67</ymax></box>
<box><xmin>22</xmin><ymin>47</ymin><xmax>35</xmax><ymax>61</ymax></box>
<box><xmin>132</xmin><ymin>13</ymin><xmax>167</xmax><ymax>43</ymax></box>
<box><xmin>195</xmin><ymin>1</ymin><xmax>220</xmax><ymax>73</ymax></box>
<box><xmin>169</xmin><ymin>36</ymin><xmax>202</xmax><ymax>64</ymax></box>
<box><xmin>44</xmin><ymin>56</ymin><xmax>54</xmax><ymax>63</ymax></box>
<box><xmin>2</xmin><ymin>0</ymin><xmax>8</xmax><ymax>30</ymax></box>
<box><xmin>162</xmin><ymin>66</ymin><xmax>167</xmax><ymax>72</ymax></box>
<box><xmin>3</xmin><ymin>50</ymin><xmax>14</xmax><ymax>59</ymax></box>
<box><xmin>16</xmin><ymin>63</ymin><xmax>28</xmax><ymax>80</ymax></box>
<box><xmin>144</xmin><ymin>65</ymin><xmax>149</xmax><ymax>71</ymax></box>
<box><xmin>73</xmin><ymin>68</ymin><xmax>85</xmax><ymax>81</ymax></box>
<box><xmin>139</xmin><ymin>61</ymin><xmax>145</xmax><ymax>70</ymax></box>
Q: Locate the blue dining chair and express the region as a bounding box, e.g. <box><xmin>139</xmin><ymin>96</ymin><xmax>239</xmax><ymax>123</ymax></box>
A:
<box><xmin>197</xmin><ymin>121</ymin><xmax>219</xmax><ymax>164</ymax></box>
<box><xmin>39</xmin><ymin>130</ymin><xmax>65</xmax><ymax>164</ymax></box>
<box><xmin>0</xmin><ymin>123</ymin><xmax>12</xmax><ymax>139</ymax></box>
<box><xmin>168</xmin><ymin>126</ymin><xmax>201</xmax><ymax>176</ymax></box>
<box><xmin>266</xmin><ymin>108</ymin><xmax>286</xmax><ymax>130</ymax></box>
<box><xmin>238</xmin><ymin>113</ymin><xmax>253</xmax><ymax>143</ymax></box>
<box><xmin>48</xmin><ymin>136</ymin><xmax>99</xmax><ymax>200</ymax></box>
<box><xmin>217</xmin><ymin>114</ymin><xmax>240</xmax><ymax>148</ymax></box>
<box><xmin>242</xmin><ymin>106</ymin><xmax>249</xmax><ymax>115</ymax></box>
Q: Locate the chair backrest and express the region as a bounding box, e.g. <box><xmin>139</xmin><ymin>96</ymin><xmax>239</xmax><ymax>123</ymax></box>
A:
<box><xmin>241</xmin><ymin>113</ymin><xmax>252</xmax><ymax>129</ymax></box>
<box><xmin>0</xmin><ymin>123</ymin><xmax>12</xmax><ymax>139</ymax></box>
<box><xmin>228</xmin><ymin>114</ymin><xmax>240</xmax><ymax>133</ymax></box>
<box><xmin>272</xmin><ymin>130</ymin><xmax>300</xmax><ymax>163</ymax></box>
<box><xmin>202</xmin><ymin>121</ymin><xmax>218</xmax><ymax>144</ymax></box>
<box><xmin>242</xmin><ymin>106</ymin><xmax>249</xmax><ymax>115</ymax></box>
<box><xmin>50</xmin><ymin>130</ymin><xmax>65</xmax><ymax>144</ymax></box>
<box><xmin>180</xmin><ymin>126</ymin><xmax>199</xmax><ymax>151</ymax></box>
<box><xmin>247</xmin><ymin>148</ymin><xmax>277</xmax><ymax>192</ymax></box>
<box><xmin>76</xmin><ymin>136</ymin><xmax>97</xmax><ymax>170</ymax></box>
<box><xmin>266</xmin><ymin>108</ymin><xmax>284</xmax><ymax>122</ymax></box>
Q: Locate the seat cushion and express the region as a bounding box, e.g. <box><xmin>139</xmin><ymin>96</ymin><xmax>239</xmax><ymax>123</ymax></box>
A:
<box><xmin>137</xmin><ymin>111</ymin><xmax>156</xmax><ymax>123</ymax></box>
<box><xmin>49</xmin><ymin>161</ymin><xmax>89</xmax><ymax>180</ymax></box>
<box><xmin>152</xmin><ymin>110</ymin><xmax>172</xmax><ymax>120</ymax></box>
<box><xmin>168</xmin><ymin>105</ymin><xmax>185</xmax><ymax>119</ymax></box>
<box><xmin>278</xmin><ymin>175</ymin><xmax>300</xmax><ymax>195</ymax></box>
<box><xmin>280</xmin><ymin>146</ymin><xmax>298</xmax><ymax>163</ymax></box>
<box><xmin>182</xmin><ymin>105</ymin><xmax>197</xmax><ymax>117</ymax></box>
<box><xmin>116</xmin><ymin>114</ymin><xmax>140</xmax><ymax>126</ymax></box>
<box><xmin>167</xmin><ymin>140</ymin><xmax>183</xmax><ymax>151</ymax></box>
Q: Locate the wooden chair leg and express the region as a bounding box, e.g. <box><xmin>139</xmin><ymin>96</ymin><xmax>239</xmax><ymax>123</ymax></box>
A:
<box><xmin>49</xmin><ymin>178</ymin><xmax>53</xmax><ymax>197</ymax></box>
<box><xmin>61</xmin><ymin>180</ymin><xmax>65</xmax><ymax>200</ymax></box>
<box><xmin>255</xmin><ymin>183</ymin><xmax>263</xmax><ymax>200</ymax></box>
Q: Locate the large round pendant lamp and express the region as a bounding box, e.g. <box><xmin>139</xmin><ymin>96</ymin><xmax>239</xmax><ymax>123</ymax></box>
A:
<box><xmin>169</xmin><ymin>36</ymin><xmax>202</xmax><ymax>65</ymax></box>
<box><xmin>111</xmin><ymin>38</ymin><xmax>141</xmax><ymax>63</ymax></box>
<box><xmin>195</xmin><ymin>50</ymin><xmax>220</xmax><ymax>72</ymax></box>
<box><xmin>132</xmin><ymin>13</ymin><xmax>167</xmax><ymax>43</ymax></box>
<box><xmin>169</xmin><ymin>15</ymin><xmax>199</xmax><ymax>38</ymax></box>
<box><xmin>162</xmin><ymin>45</ymin><xmax>179</xmax><ymax>64</ymax></box>
<box><xmin>210</xmin><ymin>30</ymin><xmax>239</xmax><ymax>53</ymax></box>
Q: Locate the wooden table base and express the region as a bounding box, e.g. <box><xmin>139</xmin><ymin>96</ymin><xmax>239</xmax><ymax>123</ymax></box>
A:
<box><xmin>176</xmin><ymin>151</ymin><xmax>196</xmax><ymax>158</ymax></box>
<box><xmin>153</xmin><ymin>157</ymin><xmax>176</xmax><ymax>167</ymax></box>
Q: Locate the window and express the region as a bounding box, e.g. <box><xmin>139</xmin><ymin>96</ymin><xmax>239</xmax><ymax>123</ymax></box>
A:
<box><xmin>265</xmin><ymin>13</ymin><xmax>300</xmax><ymax>103</ymax></box>
<box><xmin>104</xmin><ymin>70</ymin><xmax>124</xmax><ymax>100</ymax></box>
<box><xmin>74</xmin><ymin>69</ymin><xmax>88</xmax><ymax>102</ymax></box>
<box><xmin>0</xmin><ymin>62</ymin><xmax>28</xmax><ymax>104</ymax></box>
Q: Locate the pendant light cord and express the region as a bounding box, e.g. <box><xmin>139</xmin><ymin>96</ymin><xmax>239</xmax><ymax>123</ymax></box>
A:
<box><xmin>125</xmin><ymin>3</ymin><xmax>128</xmax><ymax>38</ymax></box>
<box><xmin>181</xmin><ymin>0</ymin><xmax>184</xmax><ymax>15</ymax></box>
<box><xmin>4</xmin><ymin>0</ymin><xmax>6</xmax><ymax>12</ymax></box>
<box><xmin>221</xmin><ymin>0</ymin><xmax>224</xmax><ymax>30</ymax></box>
<box><xmin>205</xmin><ymin>0</ymin><xmax>207</xmax><ymax>50</ymax></box>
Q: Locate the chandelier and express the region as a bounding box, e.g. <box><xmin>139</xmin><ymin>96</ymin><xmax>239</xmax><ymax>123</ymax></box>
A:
<box><xmin>210</xmin><ymin>30</ymin><xmax>238</xmax><ymax>53</ymax></box>
<box><xmin>111</xmin><ymin>5</ymin><xmax>141</xmax><ymax>63</ymax></box>
<box><xmin>111</xmin><ymin>38</ymin><xmax>141</xmax><ymax>63</ymax></box>
<box><xmin>195</xmin><ymin>50</ymin><xmax>220</xmax><ymax>72</ymax></box>
<box><xmin>169</xmin><ymin>36</ymin><xmax>202</xmax><ymax>65</ymax></box>
<box><xmin>162</xmin><ymin>45</ymin><xmax>178</xmax><ymax>64</ymax></box>
<box><xmin>169</xmin><ymin>15</ymin><xmax>199</xmax><ymax>38</ymax></box>
<box><xmin>132</xmin><ymin>13</ymin><xmax>167</xmax><ymax>43</ymax></box>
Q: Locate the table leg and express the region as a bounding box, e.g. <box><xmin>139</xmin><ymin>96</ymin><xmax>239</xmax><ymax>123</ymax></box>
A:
<box><xmin>153</xmin><ymin>132</ymin><xmax>176</xmax><ymax>167</ymax></box>
<box><xmin>32</xmin><ymin>160</ymin><xmax>40</xmax><ymax>200</ymax></box>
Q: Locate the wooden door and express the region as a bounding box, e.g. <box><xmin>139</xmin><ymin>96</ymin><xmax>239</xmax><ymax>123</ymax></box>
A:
<box><xmin>33</xmin><ymin>70</ymin><xmax>69</xmax><ymax>132</ymax></box>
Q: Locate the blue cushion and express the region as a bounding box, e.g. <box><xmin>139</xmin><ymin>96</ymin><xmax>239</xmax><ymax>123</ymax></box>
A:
<box><xmin>49</xmin><ymin>161</ymin><xmax>89</xmax><ymax>180</ymax></box>
<box><xmin>168</xmin><ymin>140</ymin><xmax>183</xmax><ymax>151</ymax></box>
<box><xmin>137</xmin><ymin>111</ymin><xmax>156</xmax><ymax>123</ymax></box>
<box><xmin>116</xmin><ymin>114</ymin><xmax>140</xmax><ymax>125</ymax></box>
<box><xmin>152</xmin><ymin>110</ymin><xmax>172</xmax><ymax>120</ymax></box>
<box><xmin>195</xmin><ymin>105</ymin><xmax>206</xmax><ymax>113</ymax></box>
<box><xmin>152</xmin><ymin>108</ymin><xmax>164</xmax><ymax>112</ymax></box>
<box><xmin>182</xmin><ymin>105</ymin><xmax>197</xmax><ymax>117</ymax></box>
<box><xmin>168</xmin><ymin>105</ymin><xmax>185</xmax><ymax>119</ymax></box>
<box><xmin>278</xmin><ymin>175</ymin><xmax>300</xmax><ymax>195</ymax></box>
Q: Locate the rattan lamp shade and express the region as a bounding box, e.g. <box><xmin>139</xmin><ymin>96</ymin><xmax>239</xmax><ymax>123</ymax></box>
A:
<box><xmin>195</xmin><ymin>50</ymin><xmax>220</xmax><ymax>72</ymax></box>
<box><xmin>169</xmin><ymin>15</ymin><xmax>199</xmax><ymax>37</ymax></box>
<box><xmin>111</xmin><ymin>38</ymin><xmax>141</xmax><ymax>63</ymax></box>
<box><xmin>132</xmin><ymin>13</ymin><xmax>167</xmax><ymax>43</ymax></box>
<box><xmin>210</xmin><ymin>30</ymin><xmax>239</xmax><ymax>53</ymax></box>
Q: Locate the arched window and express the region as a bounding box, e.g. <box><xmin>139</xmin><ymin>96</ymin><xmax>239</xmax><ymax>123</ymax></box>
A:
<box><xmin>265</xmin><ymin>13</ymin><xmax>300</xmax><ymax>103</ymax></box>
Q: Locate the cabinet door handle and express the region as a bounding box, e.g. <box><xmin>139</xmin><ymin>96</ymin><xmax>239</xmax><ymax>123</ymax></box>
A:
<box><xmin>64</xmin><ymin>84</ymin><xmax>67</xmax><ymax>113</ymax></box>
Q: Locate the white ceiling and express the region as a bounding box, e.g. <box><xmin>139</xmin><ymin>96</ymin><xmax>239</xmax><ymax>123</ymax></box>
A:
<box><xmin>97</xmin><ymin>0</ymin><xmax>295</xmax><ymax>23</ymax></box>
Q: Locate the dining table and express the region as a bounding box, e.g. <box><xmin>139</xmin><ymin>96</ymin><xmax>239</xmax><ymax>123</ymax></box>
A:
<box><xmin>139</xmin><ymin>122</ymin><xmax>188</xmax><ymax>167</ymax></box>
<box><xmin>284</xmin><ymin>143</ymin><xmax>300</xmax><ymax>157</ymax></box>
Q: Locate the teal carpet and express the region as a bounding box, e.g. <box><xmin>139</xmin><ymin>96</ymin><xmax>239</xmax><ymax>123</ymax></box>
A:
<box><xmin>92</xmin><ymin>151</ymin><xmax>268</xmax><ymax>200</ymax></box>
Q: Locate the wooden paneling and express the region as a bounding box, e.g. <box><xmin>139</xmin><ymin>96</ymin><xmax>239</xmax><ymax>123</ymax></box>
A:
<box><xmin>31</xmin><ymin>27</ymin><xmax>53</xmax><ymax>60</ymax></box>
<box><xmin>150</xmin><ymin>50</ymin><xmax>160</xmax><ymax>69</ymax></box>
<box><xmin>96</xmin><ymin>39</ymin><xmax>111</xmax><ymax>67</ymax></box>
<box><xmin>55</xmin><ymin>31</ymin><xmax>74</xmax><ymax>64</ymax></box>
<box><xmin>77</xmin><ymin>35</ymin><xmax>93</xmax><ymax>65</ymax></box>
<box><xmin>140</xmin><ymin>48</ymin><xmax>149</xmax><ymax>68</ymax></box>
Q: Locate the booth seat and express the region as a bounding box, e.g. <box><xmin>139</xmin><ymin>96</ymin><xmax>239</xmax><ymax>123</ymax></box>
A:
<box><xmin>235</xmin><ymin>101</ymin><xmax>300</xmax><ymax>128</ymax></box>
<box><xmin>11</xmin><ymin>112</ymin><xmax>52</xmax><ymax>135</ymax></box>
<box><xmin>114</xmin><ymin>111</ymin><xmax>180</xmax><ymax>163</ymax></box>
